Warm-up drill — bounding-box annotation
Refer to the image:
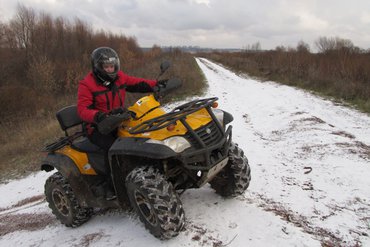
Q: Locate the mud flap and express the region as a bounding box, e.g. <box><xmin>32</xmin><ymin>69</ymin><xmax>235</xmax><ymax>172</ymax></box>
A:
<box><xmin>108</xmin><ymin>154</ymin><xmax>132</xmax><ymax>208</ymax></box>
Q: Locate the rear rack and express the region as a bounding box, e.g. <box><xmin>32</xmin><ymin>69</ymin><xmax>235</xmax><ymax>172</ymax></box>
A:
<box><xmin>42</xmin><ymin>131</ymin><xmax>84</xmax><ymax>152</ymax></box>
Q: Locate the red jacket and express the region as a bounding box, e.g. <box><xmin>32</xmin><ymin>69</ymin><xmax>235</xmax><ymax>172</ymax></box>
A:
<box><xmin>77</xmin><ymin>71</ymin><xmax>157</xmax><ymax>125</ymax></box>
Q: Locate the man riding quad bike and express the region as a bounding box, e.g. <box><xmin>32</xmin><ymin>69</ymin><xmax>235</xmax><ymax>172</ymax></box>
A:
<box><xmin>41</xmin><ymin>61</ymin><xmax>251</xmax><ymax>239</ymax></box>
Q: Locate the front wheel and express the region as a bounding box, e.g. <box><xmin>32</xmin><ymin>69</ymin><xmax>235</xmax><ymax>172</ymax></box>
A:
<box><xmin>210</xmin><ymin>142</ymin><xmax>251</xmax><ymax>197</ymax></box>
<box><xmin>126</xmin><ymin>166</ymin><xmax>185</xmax><ymax>239</ymax></box>
<box><xmin>45</xmin><ymin>172</ymin><xmax>93</xmax><ymax>227</ymax></box>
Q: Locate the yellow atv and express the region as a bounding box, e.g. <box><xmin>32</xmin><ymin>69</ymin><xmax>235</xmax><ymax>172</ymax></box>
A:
<box><xmin>41</xmin><ymin>62</ymin><xmax>251</xmax><ymax>239</ymax></box>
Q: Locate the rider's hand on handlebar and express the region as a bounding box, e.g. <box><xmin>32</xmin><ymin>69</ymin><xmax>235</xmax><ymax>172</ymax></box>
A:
<box><xmin>153</xmin><ymin>79</ymin><xmax>168</xmax><ymax>92</ymax></box>
<box><xmin>109</xmin><ymin>107</ymin><xmax>135</xmax><ymax>120</ymax></box>
<box><xmin>110</xmin><ymin>107</ymin><xmax>126</xmax><ymax>115</ymax></box>
<box><xmin>94</xmin><ymin>111</ymin><xmax>107</xmax><ymax>123</ymax></box>
<box><xmin>157</xmin><ymin>79</ymin><xmax>168</xmax><ymax>87</ymax></box>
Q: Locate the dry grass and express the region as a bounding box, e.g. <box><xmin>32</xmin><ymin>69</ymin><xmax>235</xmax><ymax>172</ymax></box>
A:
<box><xmin>0</xmin><ymin>113</ymin><xmax>61</xmax><ymax>183</ymax></box>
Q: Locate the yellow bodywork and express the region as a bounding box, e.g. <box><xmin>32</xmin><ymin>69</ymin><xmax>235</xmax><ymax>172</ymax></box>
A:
<box><xmin>118</xmin><ymin>95</ymin><xmax>213</xmax><ymax>140</ymax></box>
<box><xmin>56</xmin><ymin>146</ymin><xmax>97</xmax><ymax>175</ymax></box>
<box><xmin>57</xmin><ymin>95</ymin><xmax>213</xmax><ymax>175</ymax></box>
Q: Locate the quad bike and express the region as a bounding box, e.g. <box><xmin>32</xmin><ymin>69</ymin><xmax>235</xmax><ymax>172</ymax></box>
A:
<box><xmin>41</xmin><ymin>61</ymin><xmax>251</xmax><ymax>239</ymax></box>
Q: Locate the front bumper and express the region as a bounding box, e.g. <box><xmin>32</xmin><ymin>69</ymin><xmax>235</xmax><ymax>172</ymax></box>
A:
<box><xmin>179</xmin><ymin>125</ymin><xmax>232</xmax><ymax>170</ymax></box>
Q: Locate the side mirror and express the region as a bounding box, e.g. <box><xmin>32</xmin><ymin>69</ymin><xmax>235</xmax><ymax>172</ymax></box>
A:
<box><xmin>160</xmin><ymin>61</ymin><xmax>171</xmax><ymax>73</ymax></box>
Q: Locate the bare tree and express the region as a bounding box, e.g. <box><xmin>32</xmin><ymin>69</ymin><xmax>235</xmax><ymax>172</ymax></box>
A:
<box><xmin>275</xmin><ymin>45</ymin><xmax>286</xmax><ymax>52</ymax></box>
<box><xmin>244</xmin><ymin>41</ymin><xmax>261</xmax><ymax>52</ymax></box>
<box><xmin>251</xmin><ymin>41</ymin><xmax>261</xmax><ymax>51</ymax></box>
<box><xmin>315</xmin><ymin>36</ymin><xmax>336</xmax><ymax>53</ymax></box>
<box><xmin>0</xmin><ymin>21</ymin><xmax>5</xmax><ymax>48</ymax></box>
<box><xmin>9</xmin><ymin>4</ymin><xmax>36</xmax><ymax>57</ymax></box>
<box><xmin>72</xmin><ymin>18</ymin><xmax>92</xmax><ymax>55</ymax></box>
<box><xmin>296</xmin><ymin>40</ymin><xmax>310</xmax><ymax>53</ymax></box>
<box><xmin>33</xmin><ymin>12</ymin><xmax>54</xmax><ymax>57</ymax></box>
<box><xmin>54</xmin><ymin>17</ymin><xmax>68</xmax><ymax>60</ymax></box>
<box><xmin>315</xmin><ymin>36</ymin><xmax>357</xmax><ymax>54</ymax></box>
<box><xmin>148</xmin><ymin>45</ymin><xmax>162</xmax><ymax>58</ymax></box>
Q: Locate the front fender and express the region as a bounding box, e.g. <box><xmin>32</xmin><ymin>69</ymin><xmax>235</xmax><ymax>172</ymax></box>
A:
<box><xmin>109</xmin><ymin>137</ymin><xmax>177</xmax><ymax>159</ymax></box>
<box><xmin>223</xmin><ymin>110</ymin><xmax>234</xmax><ymax>125</ymax></box>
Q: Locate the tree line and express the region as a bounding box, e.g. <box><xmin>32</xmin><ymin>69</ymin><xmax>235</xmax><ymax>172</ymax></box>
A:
<box><xmin>0</xmin><ymin>4</ymin><xmax>153</xmax><ymax>93</ymax></box>
<box><xmin>0</xmin><ymin>5</ymin><xmax>183</xmax><ymax>124</ymax></box>
<box><xmin>0</xmin><ymin>5</ymin><xmax>206</xmax><ymax>180</ymax></box>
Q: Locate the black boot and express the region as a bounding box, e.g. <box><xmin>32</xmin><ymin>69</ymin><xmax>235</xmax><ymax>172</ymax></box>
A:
<box><xmin>105</xmin><ymin>186</ymin><xmax>117</xmax><ymax>200</ymax></box>
<box><xmin>104</xmin><ymin>177</ymin><xmax>117</xmax><ymax>200</ymax></box>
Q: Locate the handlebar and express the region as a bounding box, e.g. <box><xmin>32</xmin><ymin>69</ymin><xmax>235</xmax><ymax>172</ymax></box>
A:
<box><xmin>154</xmin><ymin>78</ymin><xmax>182</xmax><ymax>100</ymax></box>
<box><xmin>97</xmin><ymin>113</ymin><xmax>130</xmax><ymax>135</ymax></box>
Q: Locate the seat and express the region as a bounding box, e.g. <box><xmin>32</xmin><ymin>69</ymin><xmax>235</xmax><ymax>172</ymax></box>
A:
<box><xmin>71</xmin><ymin>137</ymin><xmax>104</xmax><ymax>153</ymax></box>
<box><xmin>55</xmin><ymin>105</ymin><xmax>103</xmax><ymax>153</ymax></box>
<box><xmin>56</xmin><ymin>105</ymin><xmax>83</xmax><ymax>136</ymax></box>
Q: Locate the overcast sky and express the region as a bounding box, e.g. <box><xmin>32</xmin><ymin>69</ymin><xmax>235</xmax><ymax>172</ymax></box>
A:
<box><xmin>1</xmin><ymin>0</ymin><xmax>370</xmax><ymax>50</ymax></box>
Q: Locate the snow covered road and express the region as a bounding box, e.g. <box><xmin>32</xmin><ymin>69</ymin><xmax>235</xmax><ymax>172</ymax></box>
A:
<box><xmin>0</xmin><ymin>58</ymin><xmax>369</xmax><ymax>246</ymax></box>
<box><xmin>196</xmin><ymin>58</ymin><xmax>370</xmax><ymax>246</ymax></box>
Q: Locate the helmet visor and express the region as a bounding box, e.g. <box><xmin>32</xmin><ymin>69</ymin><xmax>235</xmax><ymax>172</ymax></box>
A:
<box><xmin>98</xmin><ymin>57</ymin><xmax>119</xmax><ymax>79</ymax></box>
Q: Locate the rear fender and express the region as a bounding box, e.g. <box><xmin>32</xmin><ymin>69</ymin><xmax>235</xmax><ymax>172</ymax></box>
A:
<box><xmin>41</xmin><ymin>153</ymin><xmax>96</xmax><ymax>207</ymax></box>
<box><xmin>41</xmin><ymin>153</ymin><xmax>80</xmax><ymax>178</ymax></box>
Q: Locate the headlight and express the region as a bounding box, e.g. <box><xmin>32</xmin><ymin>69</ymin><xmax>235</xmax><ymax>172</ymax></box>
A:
<box><xmin>146</xmin><ymin>136</ymin><xmax>191</xmax><ymax>153</ymax></box>
<box><xmin>212</xmin><ymin>108</ymin><xmax>224</xmax><ymax>127</ymax></box>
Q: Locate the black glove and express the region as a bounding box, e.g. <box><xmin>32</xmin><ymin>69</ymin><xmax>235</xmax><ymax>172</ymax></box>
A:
<box><xmin>153</xmin><ymin>79</ymin><xmax>168</xmax><ymax>93</ymax></box>
<box><xmin>110</xmin><ymin>107</ymin><xmax>126</xmax><ymax>115</ymax></box>
<box><xmin>110</xmin><ymin>107</ymin><xmax>135</xmax><ymax>120</ymax></box>
<box><xmin>157</xmin><ymin>79</ymin><xmax>168</xmax><ymax>88</ymax></box>
<box><xmin>94</xmin><ymin>111</ymin><xmax>107</xmax><ymax>123</ymax></box>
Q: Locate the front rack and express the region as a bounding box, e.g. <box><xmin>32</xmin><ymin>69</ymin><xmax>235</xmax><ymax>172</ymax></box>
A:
<box><xmin>128</xmin><ymin>97</ymin><xmax>218</xmax><ymax>135</ymax></box>
<box><xmin>129</xmin><ymin>97</ymin><xmax>231</xmax><ymax>170</ymax></box>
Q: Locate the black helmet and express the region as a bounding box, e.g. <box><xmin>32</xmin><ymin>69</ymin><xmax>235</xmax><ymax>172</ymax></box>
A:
<box><xmin>91</xmin><ymin>47</ymin><xmax>120</xmax><ymax>85</ymax></box>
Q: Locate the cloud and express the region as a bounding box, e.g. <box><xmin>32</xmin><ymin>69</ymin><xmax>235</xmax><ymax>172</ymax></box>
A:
<box><xmin>297</xmin><ymin>13</ymin><xmax>328</xmax><ymax>31</ymax></box>
<box><xmin>1</xmin><ymin>0</ymin><xmax>370</xmax><ymax>49</ymax></box>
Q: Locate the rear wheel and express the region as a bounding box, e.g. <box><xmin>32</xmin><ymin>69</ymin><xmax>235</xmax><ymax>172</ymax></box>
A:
<box><xmin>126</xmin><ymin>166</ymin><xmax>185</xmax><ymax>239</ymax></box>
<box><xmin>210</xmin><ymin>142</ymin><xmax>251</xmax><ymax>197</ymax></box>
<box><xmin>45</xmin><ymin>172</ymin><xmax>93</xmax><ymax>227</ymax></box>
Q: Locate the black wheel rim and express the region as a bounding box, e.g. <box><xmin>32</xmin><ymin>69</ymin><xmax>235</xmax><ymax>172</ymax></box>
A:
<box><xmin>52</xmin><ymin>189</ymin><xmax>70</xmax><ymax>217</ymax></box>
<box><xmin>134</xmin><ymin>190</ymin><xmax>157</xmax><ymax>226</ymax></box>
